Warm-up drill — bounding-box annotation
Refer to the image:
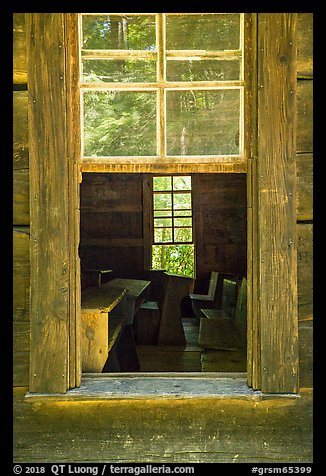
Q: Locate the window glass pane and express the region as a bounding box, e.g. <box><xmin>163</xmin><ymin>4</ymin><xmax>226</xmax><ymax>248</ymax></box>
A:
<box><xmin>82</xmin><ymin>60</ymin><xmax>157</xmax><ymax>83</ymax></box>
<box><xmin>166</xmin><ymin>59</ymin><xmax>240</xmax><ymax>82</ymax></box>
<box><xmin>153</xmin><ymin>193</ymin><xmax>172</xmax><ymax>210</ymax></box>
<box><xmin>153</xmin><ymin>176</ymin><xmax>172</xmax><ymax>191</ymax></box>
<box><xmin>174</xmin><ymin>209</ymin><xmax>192</xmax><ymax>217</ymax></box>
<box><xmin>154</xmin><ymin>210</ymin><xmax>172</xmax><ymax>217</ymax></box>
<box><xmin>174</xmin><ymin>217</ymin><xmax>192</xmax><ymax>227</ymax></box>
<box><xmin>173</xmin><ymin>176</ymin><xmax>192</xmax><ymax>191</ymax></box>
<box><xmin>174</xmin><ymin>228</ymin><xmax>192</xmax><ymax>242</ymax></box>
<box><xmin>83</xmin><ymin>91</ymin><xmax>157</xmax><ymax>156</ymax></box>
<box><xmin>166</xmin><ymin>89</ymin><xmax>240</xmax><ymax>156</ymax></box>
<box><xmin>152</xmin><ymin>244</ymin><xmax>195</xmax><ymax>277</ymax></box>
<box><xmin>173</xmin><ymin>193</ymin><xmax>192</xmax><ymax>209</ymax></box>
<box><xmin>154</xmin><ymin>218</ymin><xmax>172</xmax><ymax>227</ymax></box>
<box><xmin>82</xmin><ymin>15</ymin><xmax>156</xmax><ymax>50</ymax></box>
<box><xmin>166</xmin><ymin>14</ymin><xmax>240</xmax><ymax>51</ymax></box>
<box><xmin>154</xmin><ymin>228</ymin><xmax>172</xmax><ymax>243</ymax></box>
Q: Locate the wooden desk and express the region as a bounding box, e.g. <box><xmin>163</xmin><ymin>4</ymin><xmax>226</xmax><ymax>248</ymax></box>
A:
<box><xmin>81</xmin><ymin>286</ymin><xmax>127</xmax><ymax>372</ymax></box>
<box><xmin>102</xmin><ymin>279</ymin><xmax>151</xmax><ymax>325</ymax></box>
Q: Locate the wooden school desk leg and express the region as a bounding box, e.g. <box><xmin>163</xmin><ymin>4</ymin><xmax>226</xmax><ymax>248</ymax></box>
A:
<box><xmin>115</xmin><ymin>325</ymin><xmax>141</xmax><ymax>372</ymax></box>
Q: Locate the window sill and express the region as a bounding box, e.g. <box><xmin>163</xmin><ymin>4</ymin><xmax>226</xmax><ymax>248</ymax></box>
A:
<box><xmin>24</xmin><ymin>372</ymin><xmax>300</xmax><ymax>402</ymax></box>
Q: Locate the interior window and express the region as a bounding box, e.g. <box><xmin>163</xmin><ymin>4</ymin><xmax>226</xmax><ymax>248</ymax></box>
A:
<box><xmin>152</xmin><ymin>175</ymin><xmax>194</xmax><ymax>277</ymax></box>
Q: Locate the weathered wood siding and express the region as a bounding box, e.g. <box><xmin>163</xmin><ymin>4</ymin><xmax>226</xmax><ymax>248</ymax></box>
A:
<box><xmin>13</xmin><ymin>388</ymin><xmax>312</xmax><ymax>463</ymax></box>
<box><xmin>13</xmin><ymin>14</ymin><xmax>30</xmax><ymax>386</ymax></box>
<box><xmin>297</xmin><ymin>13</ymin><xmax>313</xmax><ymax>387</ymax></box>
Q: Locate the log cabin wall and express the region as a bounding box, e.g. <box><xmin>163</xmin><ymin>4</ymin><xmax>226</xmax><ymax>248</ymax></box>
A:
<box><xmin>296</xmin><ymin>13</ymin><xmax>313</xmax><ymax>388</ymax></box>
<box><xmin>12</xmin><ymin>13</ymin><xmax>313</xmax><ymax>389</ymax></box>
<box><xmin>13</xmin><ymin>13</ymin><xmax>30</xmax><ymax>387</ymax></box>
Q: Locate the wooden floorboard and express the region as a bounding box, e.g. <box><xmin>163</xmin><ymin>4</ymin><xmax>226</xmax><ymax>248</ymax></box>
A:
<box><xmin>136</xmin><ymin>318</ymin><xmax>247</xmax><ymax>373</ymax></box>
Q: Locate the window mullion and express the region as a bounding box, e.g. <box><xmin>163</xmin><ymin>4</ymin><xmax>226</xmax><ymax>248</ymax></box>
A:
<box><xmin>157</xmin><ymin>14</ymin><xmax>166</xmax><ymax>158</ymax></box>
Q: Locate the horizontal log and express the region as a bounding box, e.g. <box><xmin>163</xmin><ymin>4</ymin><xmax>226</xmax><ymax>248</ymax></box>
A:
<box><xmin>296</xmin><ymin>153</ymin><xmax>313</xmax><ymax>221</ymax></box>
<box><xmin>299</xmin><ymin>322</ymin><xmax>313</xmax><ymax>388</ymax></box>
<box><xmin>297</xmin><ymin>223</ymin><xmax>313</xmax><ymax>321</ymax></box>
<box><xmin>13</xmin><ymin>322</ymin><xmax>30</xmax><ymax>353</ymax></box>
<box><xmin>81</xmin><ymin>212</ymin><xmax>143</xmax><ymax>239</ymax></box>
<box><xmin>13</xmin><ymin>387</ymin><xmax>313</xmax><ymax>462</ymax></box>
<box><xmin>13</xmin><ymin>228</ymin><xmax>30</xmax><ymax>322</ymax></box>
<box><xmin>297</xmin><ymin>13</ymin><xmax>313</xmax><ymax>78</ymax></box>
<box><xmin>13</xmin><ymin>169</ymin><xmax>30</xmax><ymax>225</ymax></box>
<box><xmin>297</xmin><ymin>80</ymin><xmax>313</xmax><ymax>154</ymax></box>
<box><xmin>13</xmin><ymin>227</ymin><xmax>30</xmax><ymax>263</ymax></box>
<box><xmin>13</xmin><ymin>13</ymin><xmax>27</xmax><ymax>85</ymax></box>
<box><xmin>80</xmin><ymin>238</ymin><xmax>144</xmax><ymax>247</ymax></box>
<box><xmin>13</xmin><ymin>351</ymin><xmax>29</xmax><ymax>387</ymax></box>
<box><xmin>13</xmin><ymin>91</ymin><xmax>29</xmax><ymax>169</ymax></box>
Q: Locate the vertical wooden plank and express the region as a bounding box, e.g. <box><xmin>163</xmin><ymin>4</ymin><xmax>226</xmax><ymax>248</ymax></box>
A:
<box><xmin>65</xmin><ymin>14</ymin><xmax>82</xmax><ymax>389</ymax></box>
<box><xmin>27</xmin><ymin>14</ymin><xmax>69</xmax><ymax>393</ymax></box>
<box><xmin>257</xmin><ymin>14</ymin><xmax>299</xmax><ymax>393</ymax></box>
<box><xmin>244</xmin><ymin>13</ymin><xmax>258</xmax><ymax>389</ymax></box>
<box><xmin>142</xmin><ymin>174</ymin><xmax>152</xmax><ymax>271</ymax></box>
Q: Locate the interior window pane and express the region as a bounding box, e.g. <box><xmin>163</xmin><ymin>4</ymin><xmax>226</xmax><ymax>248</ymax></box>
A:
<box><xmin>166</xmin><ymin>89</ymin><xmax>240</xmax><ymax>156</ymax></box>
<box><xmin>82</xmin><ymin>60</ymin><xmax>157</xmax><ymax>83</ymax></box>
<box><xmin>174</xmin><ymin>217</ymin><xmax>192</xmax><ymax>227</ymax></box>
<box><xmin>154</xmin><ymin>228</ymin><xmax>172</xmax><ymax>243</ymax></box>
<box><xmin>166</xmin><ymin>59</ymin><xmax>240</xmax><ymax>82</ymax></box>
<box><xmin>174</xmin><ymin>228</ymin><xmax>192</xmax><ymax>242</ymax></box>
<box><xmin>151</xmin><ymin>244</ymin><xmax>195</xmax><ymax>277</ymax></box>
<box><xmin>173</xmin><ymin>176</ymin><xmax>192</xmax><ymax>191</ymax></box>
<box><xmin>166</xmin><ymin>14</ymin><xmax>241</xmax><ymax>51</ymax></box>
<box><xmin>153</xmin><ymin>210</ymin><xmax>172</xmax><ymax>217</ymax></box>
<box><xmin>83</xmin><ymin>91</ymin><xmax>157</xmax><ymax>157</ymax></box>
<box><xmin>153</xmin><ymin>193</ymin><xmax>172</xmax><ymax>210</ymax></box>
<box><xmin>173</xmin><ymin>193</ymin><xmax>192</xmax><ymax>209</ymax></box>
<box><xmin>153</xmin><ymin>176</ymin><xmax>172</xmax><ymax>191</ymax></box>
<box><xmin>174</xmin><ymin>209</ymin><xmax>192</xmax><ymax>217</ymax></box>
<box><xmin>82</xmin><ymin>15</ymin><xmax>156</xmax><ymax>50</ymax></box>
<box><xmin>154</xmin><ymin>218</ymin><xmax>173</xmax><ymax>227</ymax></box>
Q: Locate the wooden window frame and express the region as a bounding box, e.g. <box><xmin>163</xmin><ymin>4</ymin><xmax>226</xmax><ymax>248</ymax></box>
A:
<box><xmin>26</xmin><ymin>13</ymin><xmax>299</xmax><ymax>395</ymax></box>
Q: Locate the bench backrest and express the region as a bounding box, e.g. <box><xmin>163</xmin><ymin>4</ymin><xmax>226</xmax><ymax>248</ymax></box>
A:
<box><xmin>221</xmin><ymin>278</ymin><xmax>238</xmax><ymax>317</ymax></box>
<box><xmin>207</xmin><ymin>271</ymin><xmax>219</xmax><ymax>299</ymax></box>
<box><xmin>234</xmin><ymin>277</ymin><xmax>247</xmax><ymax>347</ymax></box>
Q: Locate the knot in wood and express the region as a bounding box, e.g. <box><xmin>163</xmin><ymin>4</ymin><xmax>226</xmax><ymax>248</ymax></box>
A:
<box><xmin>279</xmin><ymin>55</ymin><xmax>289</xmax><ymax>65</ymax></box>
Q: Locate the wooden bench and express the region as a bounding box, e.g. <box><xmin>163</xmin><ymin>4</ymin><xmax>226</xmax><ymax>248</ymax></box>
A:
<box><xmin>198</xmin><ymin>277</ymin><xmax>247</xmax><ymax>352</ymax></box>
<box><xmin>81</xmin><ymin>286</ymin><xmax>127</xmax><ymax>372</ymax></box>
<box><xmin>134</xmin><ymin>272</ymin><xmax>194</xmax><ymax>346</ymax></box>
<box><xmin>190</xmin><ymin>271</ymin><xmax>240</xmax><ymax>324</ymax></box>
